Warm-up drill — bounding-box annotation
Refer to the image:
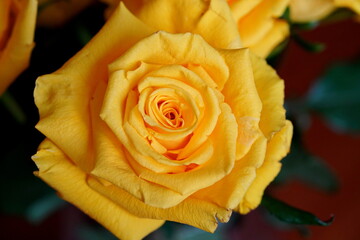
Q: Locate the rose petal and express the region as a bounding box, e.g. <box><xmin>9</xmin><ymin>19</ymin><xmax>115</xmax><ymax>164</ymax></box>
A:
<box><xmin>220</xmin><ymin>48</ymin><xmax>262</xmax><ymax>160</ymax></box>
<box><xmin>32</xmin><ymin>139</ymin><xmax>164</xmax><ymax>240</ymax></box>
<box><xmin>186</xmin><ymin>63</ymin><xmax>219</xmax><ymax>89</ymax></box>
<box><xmin>237</xmin><ymin>120</ymin><xmax>293</xmax><ymax>213</ymax></box>
<box><xmin>138</xmin><ymin>65</ymin><xmax>221</xmax><ymax>159</ymax></box>
<box><xmin>237</xmin><ymin>0</ymin><xmax>289</xmax><ymax>49</ymax></box>
<box><xmin>87</xmin><ymin>176</ymin><xmax>232</xmax><ymax>233</ymax></box>
<box><xmin>108</xmin><ymin>31</ymin><xmax>229</xmax><ymax>90</ymax></box>
<box><xmin>130</xmin><ymin>103</ymin><xmax>237</xmax><ymax>198</ymax></box>
<box><xmin>250</xmin><ymin>51</ymin><xmax>287</xmax><ymax>139</ymax></box>
<box><xmin>290</xmin><ymin>0</ymin><xmax>335</xmax><ymax>22</ymax></box>
<box><xmin>290</xmin><ymin>0</ymin><xmax>360</xmax><ymax>22</ymax></box>
<box><xmin>121</xmin><ymin>0</ymin><xmax>242</xmax><ymax>49</ymax></box>
<box><xmin>194</xmin><ymin>0</ymin><xmax>242</xmax><ymax>49</ymax></box>
<box><xmin>91</xmin><ymin>121</ymin><xmax>190</xmax><ymax>208</ymax></box>
<box><xmin>228</xmin><ymin>0</ymin><xmax>262</xmax><ymax>19</ymax></box>
<box><xmin>193</xmin><ymin>134</ymin><xmax>267</xmax><ymax>209</ymax></box>
<box><xmin>249</xmin><ymin>20</ymin><xmax>289</xmax><ymax>58</ymax></box>
<box><xmin>335</xmin><ymin>0</ymin><xmax>360</xmax><ymax>15</ymax></box>
<box><xmin>137</xmin><ymin>71</ymin><xmax>203</xmax><ymax>135</ymax></box>
<box><xmin>99</xmin><ymin>69</ymin><xmax>181</xmax><ymax>174</ymax></box>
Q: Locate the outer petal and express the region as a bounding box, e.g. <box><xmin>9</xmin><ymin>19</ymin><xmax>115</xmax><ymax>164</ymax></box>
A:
<box><xmin>108</xmin><ymin>32</ymin><xmax>229</xmax><ymax>91</ymax></box>
<box><xmin>291</xmin><ymin>0</ymin><xmax>360</xmax><ymax>22</ymax></box>
<box><xmin>250</xmin><ymin>20</ymin><xmax>289</xmax><ymax>58</ymax></box>
<box><xmin>32</xmin><ymin>139</ymin><xmax>164</xmax><ymax>240</ymax></box>
<box><xmin>194</xmin><ymin>0</ymin><xmax>242</xmax><ymax>49</ymax></box>
<box><xmin>87</xmin><ymin>176</ymin><xmax>232</xmax><ymax>233</ymax></box>
<box><xmin>335</xmin><ymin>0</ymin><xmax>360</xmax><ymax>15</ymax></box>
<box><xmin>34</xmin><ymin>3</ymin><xmax>153</xmax><ymax>172</ymax></box>
<box><xmin>290</xmin><ymin>0</ymin><xmax>335</xmax><ymax>22</ymax></box>
<box><xmin>209</xmin><ymin>49</ymin><xmax>290</xmax><ymax>213</ymax></box>
<box><xmin>120</xmin><ymin>0</ymin><xmax>242</xmax><ymax>49</ymax></box>
<box><xmin>236</xmin><ymin>0</ymin><xmax>289</xmax><ymax>52</ymax></box>
<box><xmin>250</xmin><ymin>51</ymin><xmax>286</xmax><ymax>140</ymax></box>
<box><xmin>0</xmin><ymin>0</ymin><xmax>37</xmax><ymax>95</ymax></box>
<box><xmin>192</xmin><ymin>134</ymin><xmax>267</xmax><ymax>209</ymax></box>
<box><xmin>237</xmin><ymin>120</ymin><xmax>293</xmax><ymax>213</ymax></box>
<box><xmin>228</xmin><ymin>0</ymin><xmax>262</xmax><ymax>19</ymax></box>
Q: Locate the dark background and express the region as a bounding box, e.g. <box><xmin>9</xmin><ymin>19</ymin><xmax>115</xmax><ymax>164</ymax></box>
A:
<box><xmin>0</xmin><ymin>4</ymin><xmax>359</xmax><ymax>239</ymax></box>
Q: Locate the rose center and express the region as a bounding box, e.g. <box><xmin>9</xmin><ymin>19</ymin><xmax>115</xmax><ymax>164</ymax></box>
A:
<box><xmin>152</xmin><ymin>95</ymin><xmax>185</xmax><ymax>129</ymax></box>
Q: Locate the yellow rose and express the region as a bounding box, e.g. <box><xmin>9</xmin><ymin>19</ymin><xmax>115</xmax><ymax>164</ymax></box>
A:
<box><xmin>290</xmin><ymin>0</ymin><xmax>360</xmax><ymax>22</ymax></box>
<box><xmin>37</xmin><ymin>0</ymin><xmax>95</xmax><ymax>27</ymax></box>
<box><xmin>0</xmin><ymin>0</ymin><xmax>37</xmax><ymax>95</ymax></box>
<box><xmin>227</xmin><ymin>0</ymin><xmax>290</xmax><ymax>57</ymax></box>
<box><xmin>33</xmin><ymin>2</ymin><xmax>292</xmax><ymax>240</ymax></box>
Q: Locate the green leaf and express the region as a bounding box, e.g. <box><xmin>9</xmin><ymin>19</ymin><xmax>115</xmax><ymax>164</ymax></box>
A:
<box><xmin>171</xmin><ymin>225</ymin><xmax>225</xmax><ymax>240</ymax></box>
<box><xmin>306</xmin><ymin>59</ymin><xmax>360</xmax><ymax>133</ymax></box>
<box><xmin>26</xmin><ymin>192</ymin><xmax>66</xmax><ymax>224</ymax></box>
<box><xmin>321</xmin><ymin>8</ymin><xmax>356</xmax><ymax>24</ymax></box>
<box><xmin>38</xmin><ymin>0</ymin><xmax>71</xmax><ymax>13</ymax></box>
<box><xmin>276</xmin><ymin>140</ymin><xmax>339</xmax><ymax>192</ymax></box>
<box><xmin>151</xmin><ymin>222</ymin><xmax>225</xmax><ymax>240</ymax></box>
<box><xmin>267</xmin><ymin>39</ymin><xmax>289</xmax><ymax>61</ymax></box>
<box><xmin>0</xmin><ymin>177</ymin><xmax>52</xmax><ymax>216</ymax></box>
<box><xmin>280</xmin><ymin>7</ymin><xmax>290</xmax><ymax>22</ymax></box>
<box><xmin>75</xmin><ymin>22</ymin><xmax>93</xmax><ymax>46</ymax></box>
<box><xmin>261</xmin><ymin>195</ymin><xmax>334</xmax><ymax>226</ymax></box>
<box><xmin>292</xmin><ymin>34</ymin><xmax>325</xmax><ymax>53</ymax></box>
<box><xmin>0</xmin><ymin>91</ymin><xmax>26</xmax><ymax>124</ymax></box>
<box><xmin>77</xmin><ymin>224</ymin><xmax>118</xmax><ymax>240</ymax></box>
<box><xmin>38</xmin><ymin>0</ymin><xmax>56</xmax><ymax>13</ymax></box>
<box><xmin>292</xmin><ymin>21</ymin><xmax>319</xmax><ymax>31</ymax></box>
<box><xmin>0</xmin><ymin>144</ymin><xmax>52</xmax><ymax>216</ymax></box>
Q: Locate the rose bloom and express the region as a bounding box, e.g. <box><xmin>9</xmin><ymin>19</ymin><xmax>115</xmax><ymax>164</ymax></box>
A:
<box><xmin>0</xmin><ymin>0</ymin><xmax>37</xmax><ymax>95</ymax></box>
<box><xmin>102</xmin><ymin>0</ymin><xmax>290</xmax><ymax>58</ymax></box>
<box><xmin>290</xmin><ymin>0</ymin><xmax>360</xmax><ymax>22</ymax></box>
<box><xmin>33</xmin><ymin>1</ymin><xmax>292</xmax><ymax>240</ymax></box>
<box><xmin>37</xmin><ymin>0</ymin><xmax>95</xmax><ymax>27</ymax></box>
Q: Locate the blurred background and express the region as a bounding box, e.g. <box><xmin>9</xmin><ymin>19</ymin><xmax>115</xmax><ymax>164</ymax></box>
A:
<box><xmin>0</xmin><ymin>2</ymin><xmax>360</xmax><ymax>240</ymax></box>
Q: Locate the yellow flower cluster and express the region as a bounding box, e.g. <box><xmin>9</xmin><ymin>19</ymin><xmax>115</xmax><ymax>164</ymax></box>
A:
<box><xmin>32</xmin><ymin>1</ymin><xmax>293</xmax><ymax>239</ymax></box>
<box><xmin>9</xmin><ymin>0</ymin><xmax>360</xmax><ymax>239</ymax></box>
